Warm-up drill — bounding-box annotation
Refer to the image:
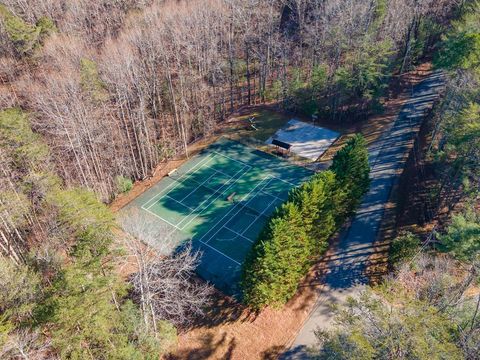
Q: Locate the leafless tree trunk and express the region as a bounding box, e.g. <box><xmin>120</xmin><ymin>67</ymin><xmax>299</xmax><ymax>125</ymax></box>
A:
<box><xmin>119</xmin><ymin>211</ymin><xmax>212</xmax><ymax>330</ymax></box>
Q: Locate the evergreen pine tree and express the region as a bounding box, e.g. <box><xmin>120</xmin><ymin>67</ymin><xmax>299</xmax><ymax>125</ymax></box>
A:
<box><xmin>242</xmin><ymin>202</ymin><xmax>310</xmax><ymax>309</ymax></box>
<box><xmin>290</xmin><ymin>170</ymin><xmax>337</xmax><ymax>256</ymax></box>
<box><xmin>47</xmin><ymin>188</ymin><xmax>115</xmax><ymax>260</ymax></box>
<box><xmin>45</xmin><ymin>261</ymin><xmax>164</xmax><ymax>359</ymax></box>
<box><xmin>330</xmin><ymin>134</ymin><xmax>370</xmax><ymax>220</ymax></box>
<box><xmin>310</xmin><ymin>171</ymin><xmax>338</xmax><ymax>254</ymax></box>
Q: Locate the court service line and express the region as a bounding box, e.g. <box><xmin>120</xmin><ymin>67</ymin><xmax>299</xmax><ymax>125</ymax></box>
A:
<box><xmin>143</xmin><ymin>162</ymin><xmax>250</xmax><ymax>233</ymax></box>
<box><xmin>142</xmin><ymin>154</ymin><xmax>216</xmax><ymax>210</ymax></box>
<box><xmin>272</xmin><ymin>176</ymin><xmax>297</xmax><ymax>188</ymax></box>
<box><xmin>204</xmin><ymin>165</ymin><xmax>236</xmax><ymax>178</ymax></box>
<box><xmin>179</xmin><ymin>171</ymin><xmax>222</xmax><ymax>203</ymax></box>
<box><xmin>142</xmin><ymin>154</ymin><xmax>215</xmax><ymax>209</ymax></box>
<box><xmin>199</xmin><ymin>241</ymin><xmax>242</xmax><ymax>266</ymax></box>
<box><xmin>164</xmin><ymin>195</ymin><xmax>195</xmax><ymax>211</ymax></box>
<box><xmin>259</xmin><ymin>190</ymin><xmax>283</xmax><ymax>203</ymax></box>
<box><xmin>177</xmin><ymin>164</ymin><xmax>251</xmax><ymax>230</ymax></box>
<box><xmin>145</xmin><ymin>155</ymin><xmax>216</xmax><ymax>210</ymax></box>
<box><xmin>213</xmin><ymin>150</ymin><xmax>299</xmax><ymax>189</ymax></box>
<box><xmin>224</xmin><ymin>226</ymin><xmax>254</xmax><ymax>243</ymax></box>
<box><xmin>179</xmin><ymin>161</ymin><xmax>252</xmax><ymax>204</ymax></box>
<box><xmin>177</xmin><ymin>170</ymin><xmax>243</xmax><ymax>230</ymax></box>
<box><xmin>198</xmin><ymin>176</ymin><xmax>273</xmax><ymax>245</ymax></box>
<box><xmin>240</xmin><ymin>196</ymin><xmax>278</xmax><ymax>236</ymax></box>
<box><xmin>197</xmin><ymin>176</ymin><xmax>273</xmax><ymax>244</ymax></box>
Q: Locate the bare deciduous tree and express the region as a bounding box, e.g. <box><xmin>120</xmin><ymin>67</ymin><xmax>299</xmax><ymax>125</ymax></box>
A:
<box><xmin>119</xmin><ymin>211</ymin><xmax>212</xmax><ymax>331</ymax></box>
<box><xmin>3</xmin><ymin>0</ymin><xmax>460</xmax><ymax>199</ymax></box>
<box><xmin>131</xmin><ymin>244</ymin><xmax>212</xmax><ymax>329</ymax></box>
<box><xmin>0</xmin><ymin>329</ymin><xmax>53</xmax><ymax>360</ymax></box>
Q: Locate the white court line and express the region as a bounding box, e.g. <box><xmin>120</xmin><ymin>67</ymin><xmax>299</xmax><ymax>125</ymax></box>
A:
<box><xmin>240</xmin><ymin>195</ymin><xmax>278</xmax><ymax>236</ymax></box>
<box><xmin>216</xmin><ymin>235</ymin><xmax>237</xmax><ymax>242</ymax></box>
<box><xmin>256</xmin><ymin>176</ymin><xmax>297</xmax><ymax>202</ymax></box>
<box><xmin>213</xmin><ymin>150</ymin><xmax>300</xmax><ymax>190</ymax></box>
<box><xmin>142</xmin><ymin>206</ymin><xmax>184</xmax><ymax>230</ymax></box>
<box><xmin>143</xmin><ymin>162</ymin><xmax>250</xmax><ymax>234</ymax></box>
<box><xmin>200</xmin><ymin>241</ymin><xmax>241</xmax><ymax>266</ymax></box>
<box><xmin>268</xmin><ymin>176</ymin><xmax>297</xmax><ymax>189</ymax></box>
<box><xmin>176</xmin><ymin>165</ymin><xmax>240</xmax><ymax>201</ymax></box>
<box><xmin>198</xmin><ymin>176</ymin><xmax>273</xmax><ymax>245</ymax></box>
<box><xmin>198</xmin><ymin>176</ymin><xmax>294</xmax><ymax>266</ymax></box>
<box><xmin>213</xmin><ymin>149</ymin><xmax>300</xmax><ymax>189</ymax></box>
<box><xmin>212</xmin><ymin>150</ymin><xmax>249</xmax><ymax>167</ymax></box>
<box><xmin>164</xmin><ymin>195</ymin><xmax>195</xmax><ymax>211</ymax></box>
<box><xmin>179</xmin><ymin>171</ymin><xmax>222</xmax><ymax>202</ymax></box>
<box><xmin>198</xmin><ymin>176</ymin><xmax>273</xmax><ymax>244</ymax></box>
<box><xmin>180</xmin><ymin>161</ymin><xmax>250</xmax><ymax>199</ymax></box>
<box><xmin>140</xmin><ymin>150</ymin><xmax>298</xmax><ymax>268</ymax></box>
<box><xmin>177</xmin><ymin>164</ymin><xmax>251</xmax><ymax>230</ymax></box>
<box><xmin>224</xmin><ymin>226</ymin><xmax>254</xmax><ymax>243</ymax></box>
<box><xmin>208</xmin><ymin>166</ymin><xmax>236</xmax><ymax>179</ymax></box>
<box><xmin>144</xmin><ymin>172</ymin><xmax>292</xmax><ymax>238</ymax></box>
<box><xmin>146</xmin><ymin>156</ymin><xmax>217</xmax><ymax>211</ymax></box>
<box><xmin>142</xmin><ymin>154</ymin><xmax>216</xmax><ymax>209</ymax></box>
<box><xmin>258</xmin><ymin>190</ymin><xmax>283</xmax><ymax>203</ymax></box>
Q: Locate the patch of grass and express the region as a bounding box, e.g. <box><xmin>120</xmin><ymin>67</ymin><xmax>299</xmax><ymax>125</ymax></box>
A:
<box><xmin>116</xmin><ymin>176</ymin><xmax>133</xmax><ymax>194</ymax></box>
<box><xmin>233</xmin><ymin>110</ymin><xmax>291</xmax><ymax>142</ymax></box>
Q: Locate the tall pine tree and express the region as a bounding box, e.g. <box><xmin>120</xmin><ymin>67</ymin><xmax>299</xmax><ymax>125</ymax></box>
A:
<box><xmin>330</xmin><ymin>134</ymin><xmax>370</xmax><ymax>221</ymax></box>
<box><xmin>242</xmin><ymin>202</ymin><xmax>310</xmax><ymax>309</ymax></box>
<box><xmin>290</xmin><ymin>170</ymin><xmax>337</xmax><ymax>256</ymax></box>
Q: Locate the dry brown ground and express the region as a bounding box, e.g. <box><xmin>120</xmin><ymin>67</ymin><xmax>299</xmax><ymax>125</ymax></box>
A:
<box><xmin>110</xmin><ymin>63</ymin><xmax>435</xmax><ymax>360</ymax></box>
<box><xmin>166</xmin><ymin>231</ymin><xmax>343</xmax><ymax>360</ymax></box>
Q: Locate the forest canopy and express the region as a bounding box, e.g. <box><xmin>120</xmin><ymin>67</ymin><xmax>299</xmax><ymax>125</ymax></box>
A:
<box><xmin>0</xmin><ymin>0</ymin><xmax>457</xmax><ymax>199</ymax></box>
<box><xmin>0</xmin><ymin>0</ymin><xmax>478</xmax><ymax>358</ymax></box>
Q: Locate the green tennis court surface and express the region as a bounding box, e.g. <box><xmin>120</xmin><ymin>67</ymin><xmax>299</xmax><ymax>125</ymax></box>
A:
<box><xmin>121</xmin><ymin>138</ymin><xmax>313</xmax><ymax>295</ymax></box>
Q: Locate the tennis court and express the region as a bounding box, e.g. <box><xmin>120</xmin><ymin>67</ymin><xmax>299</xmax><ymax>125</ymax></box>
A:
<box><xmin>121</xmin><ymin>138</ymin><xmax>313</xmax><ymax>295</ymax></box>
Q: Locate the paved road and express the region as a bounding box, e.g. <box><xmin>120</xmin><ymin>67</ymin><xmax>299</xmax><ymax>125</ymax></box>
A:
<box><xmin>281</xmin><ymin>70</ymin><xmax>445</xmax><ymax>359</ymax></box>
